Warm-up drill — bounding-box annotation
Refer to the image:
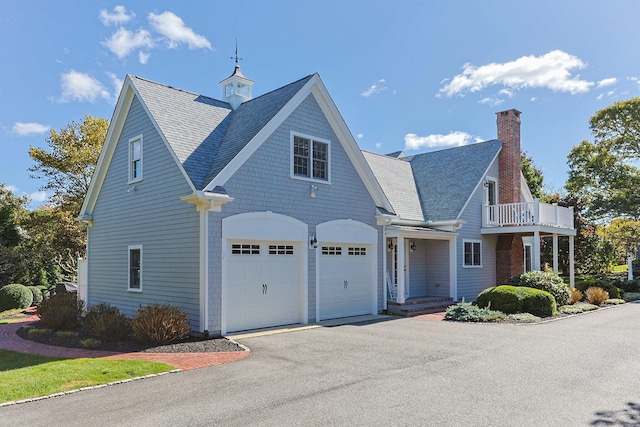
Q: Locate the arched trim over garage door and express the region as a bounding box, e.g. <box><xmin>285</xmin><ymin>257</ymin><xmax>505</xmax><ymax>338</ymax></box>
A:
<box><xmin>222</xmin><ymin>211</ymin><xmax>308</xmax><ymax>334</ymax></box>
<box><xmin>316</xmin><ymin>219</ymin><xmax>378</xmax><ymax>321</ymax></box>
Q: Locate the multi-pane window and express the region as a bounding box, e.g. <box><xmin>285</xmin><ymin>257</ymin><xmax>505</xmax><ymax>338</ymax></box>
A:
<box><xmin>348</xmin><ymin>247</ymin><xmax>366</xmax><ymax>256</ymax></box>
<box><xmin>321</xmin><ymin>246</ymin><xmax>342</xmax><ymax>255</ymax></box>
<box><xmin>464</xmin><ymin>241</ymin><xmax>482</xmax><ymax>267</ymax></box>
<box><xmin>293</xmin><ymin>135</ymin><xmax>329</xmax><ymax>181</ymax></box>
<box><xmin>269</xmin><ymin>245</ymin><xmax>294</xmax><ymax>255</ymax></box>
<box><xmin>128</xmin><ymin>246</ymin><xmax>141</xmax><ymax>291</ymax></box>
<box><xmin>231</xmin><ymin>244</ymin><xmax>260</xmax><ymax>255</ymax></box>
<box><xmin>524</xmin><ymin>245</ymin><xmax>532</xmax><ymax>272</ymax></box>
<box><xmin>129</xmin><ymin>136</ymin><xmax>142</xmax><ymax>183</ymax></box>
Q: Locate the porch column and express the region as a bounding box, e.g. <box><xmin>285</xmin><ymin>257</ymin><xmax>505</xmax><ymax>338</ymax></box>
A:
<box><xmin>533</xmin><ymin>231</ymin><xmax>541</xmax><ymax>271</ymax></box>
<box><xmin>552</xmin><ymin>234</ymin><xmax>559</xmax><ymax>274</ymax></box>
<box><xmin>449</xmin><ymin>238</ymin><xmax>457</xmax><ymax>301</ymax></box>
<box><xmin>569</xmin><ymin>235</ymin><xmax>575</xmax><ymax>288</ymax></box>
<box><xmin>397</xmin><ymin>235</ymin><xmax>406</xmax><ymax>303</ymax></box>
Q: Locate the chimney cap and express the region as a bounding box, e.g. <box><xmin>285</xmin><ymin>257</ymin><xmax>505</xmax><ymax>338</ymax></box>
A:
<box><xmin>496</xmin><ymin>108</ymin><xmax>522</xmax><ymax>117</ymax></box>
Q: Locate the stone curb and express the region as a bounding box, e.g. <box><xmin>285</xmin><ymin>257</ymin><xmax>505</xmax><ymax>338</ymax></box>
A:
<box><xmin>0</xmin><ymin>369</ymin><xmax>182</xmax><ymax>407</ymax></box>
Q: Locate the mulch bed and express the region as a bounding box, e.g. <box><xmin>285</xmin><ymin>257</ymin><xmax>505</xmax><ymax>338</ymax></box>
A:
<box><xmin>16</xmin><ymin>320</ymin><xmax>243</xmax><ymax>353</ymax></box>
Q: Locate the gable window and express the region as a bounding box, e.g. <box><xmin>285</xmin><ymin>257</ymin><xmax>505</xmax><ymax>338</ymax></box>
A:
<box><xmin>128</xmin><ymin>245</ymin><xmax>142</xmax><ymax>292</ymax></box>
<box><xmin>129</xmin><ymin>136</ymin><xmax>143</xmax><ymax>183</ymax></box>
<box><xmin>463</xmin><ymin>240</ymin><xmax>482</xmax><ymax>267</ymax></box>
<box><xmin>291</xmin><ymin>133</ymin><xmax>330</xmax><ymax>182</ymax></box>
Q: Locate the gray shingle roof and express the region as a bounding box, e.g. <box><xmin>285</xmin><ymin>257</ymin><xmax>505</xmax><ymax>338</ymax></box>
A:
<box><xmin>407</xmin><ymin>140</ymin><xmax>502</xmax><ymax>221</ymax></box>
<box><xmin>129</xmin><ymin>74</ymin><xmax>313</xmax><ymax>190</ymax></box>
<box><xmin>362</xmin><ymin>151</ymin><xmax>423</xmax><ymax>221</ymax></box>
<box><xmin>364</xmin><ymin>140</ymin><xmax>501</xmax><ymax>223</ymax></box>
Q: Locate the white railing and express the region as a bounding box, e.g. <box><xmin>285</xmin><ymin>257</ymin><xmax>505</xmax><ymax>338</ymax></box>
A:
<box><xmin>483</xmin><ymin>200</ymin><xmax>574</xmax><ymax>229</ymax></box>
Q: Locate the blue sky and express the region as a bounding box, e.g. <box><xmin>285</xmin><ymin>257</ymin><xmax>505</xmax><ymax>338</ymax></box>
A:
<box><xmin>2</xmin><ymin>1</ymin><xmax>639</xmax><ymax>208</ymax></box>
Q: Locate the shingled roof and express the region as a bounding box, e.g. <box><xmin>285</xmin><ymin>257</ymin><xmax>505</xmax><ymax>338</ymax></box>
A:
<box><xmin>130</xmin><ymin>74</ymin><xmax>314</xmax><ymax>190</ymax></box>
<box><xmin>364</xmin><ymin>140</ymin><xmax>502</xmax><ymax>223</ymax></box>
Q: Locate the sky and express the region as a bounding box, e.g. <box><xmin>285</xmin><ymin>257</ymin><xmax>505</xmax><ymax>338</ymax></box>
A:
<box><xmin>2</xmin><ymin>1</ymin><xmax>639</xmax><ymax>208</ymax></box>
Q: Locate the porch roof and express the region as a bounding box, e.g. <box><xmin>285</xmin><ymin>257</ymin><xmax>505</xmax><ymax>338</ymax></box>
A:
<box><xmin>386</xmin><ymin>225</ymin><xmax>457</xmax><ymax>240</ymax></box>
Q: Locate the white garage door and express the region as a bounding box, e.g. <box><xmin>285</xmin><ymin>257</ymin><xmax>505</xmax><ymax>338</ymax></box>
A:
<box><xmin>226</xmin><ymin>241</ymin><xmax>303</xmax><ymax>332</ymax></box>
<box><xmin>319</xmin><ymin>244</ymin><xmax>374</xmax><ymax>320</ymax></box>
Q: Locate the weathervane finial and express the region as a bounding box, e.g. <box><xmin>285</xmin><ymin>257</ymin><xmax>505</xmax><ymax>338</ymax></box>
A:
<box><xmin>231</xmin><ymin>38</ymin><xmax>243</xmax><ymax>65</ymax></box>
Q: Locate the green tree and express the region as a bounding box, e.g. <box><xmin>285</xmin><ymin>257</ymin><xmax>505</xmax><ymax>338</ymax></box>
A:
<box><xmin>28</xmin><ymin>115</ymin><xmax>108</xmax><ymax>214</ymax></box>
<box><xmin>566</xmin><ymin>98</ymin><xmax>640</xmax><ymax>221</ymax></box>
<box><xmin>0</xmin><ymin>184</ymin><xmax>28</xmax><ymax>286</ymax></box>
<box><xmin>599</xmin><ymin>218</ymin><xmax>640</xmax><ymax>264</ymax></box>
<box><xmin>521</xmin><ymin>151</ymin><xmax>544</xmax><ymax>199</ymax></box>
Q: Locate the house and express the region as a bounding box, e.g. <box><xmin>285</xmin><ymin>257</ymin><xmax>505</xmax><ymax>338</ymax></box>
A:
<box><xmin>78</xmin><ymin>66</ymin><xmax>575</xmax><ymax>335</ymax></box>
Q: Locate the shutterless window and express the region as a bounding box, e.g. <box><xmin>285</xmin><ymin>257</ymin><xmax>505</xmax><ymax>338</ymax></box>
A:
<box><xmin>464</xmin><ymin>241</ymin><xmax>482</xmax><ymax>267</ymax></box>
<box><xmin>231</xmin><ymin>244</ymin><xmax>260</xmax><ymax>255</ymax></box>
<box><xmin>293</xmin><ymin>135</ymin><xmax>328</xmax><ymax>181</ymax></box>
<box><xmin>129</xmin><ymin>136</ymin><xmax>142</xmax><ymax>183</ymax></box>
<box><xmin>321</xmin><ymin>246</ymin><xmax>342</xmax><ymax>255</ymax></box>
<box><xmin>348</xmin><ymin>247</ymin><xmax>366</xmax><ymax>256</ymax></box>
<box><xmin>129</xmin><ymin>246</ymin><xmax>141</xmax><ymax>291</ymax></box>
<box><xmin>524</xmin><ymin>245</ymin><xmax>532</xmax><ymax>272</ymax></box>
<box><xmin>269</xmin><ymin>245</ymin><xmax>294</xmax><ymax>255</ymax></box>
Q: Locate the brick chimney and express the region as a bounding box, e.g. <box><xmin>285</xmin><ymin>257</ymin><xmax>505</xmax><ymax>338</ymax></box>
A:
<box><xmin>496</xmin><ymin>109</ymin><xmax>522</xmax><ymax>204</ymax></box>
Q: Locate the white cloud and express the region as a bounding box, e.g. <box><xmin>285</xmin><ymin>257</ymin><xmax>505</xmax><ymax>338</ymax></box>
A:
<box><xmin>12</xmin><ymin>122</ymin><xmax>50</xmax><ymax>136</ymax></box>
<box><xmin>375</xmin><ymin>142</ymin><xmax>383</xmax><ymax>148</ymax></box>
<box><xmin>629</xmin><ymin>77</ymin><xmax>640</xmax><ymax>87</ymax></box>
<box><xmin>479</xmin><ymin>97</ymin><xmax>504</xmax><ymax>107</ymax></box>
<box><xmin>357</xmin><ymin>133</ymin><xmax>364</xmax><ymax>139</ymax></box>
<box><xmin>103</xmin><ymin>27</ymin><xmax>153</xmax><ymax>59</ymax></box>
<box><xmin>138</xmin><ymin>51</ymin><xmax>151</xmax><ymax>64</ymax></box>
<box><xmin>404</xmin><ymin>131</ymin><xmax>477</xmax><ymax>150</ymax></box>
<box><xmin>99</xmin><ymin>5</ymin><xmax>135</xmax><ymax>26</ymax></box>
<box><xmin>530</xmin><ymin>97</ymin><xmax>537</xmax><ymax>102</ymax></box>
<box><xmin>439</xmin><ymin>50</ymin><xmax>593</xmax><ymax>97</ymax></box>
<box><xmin>148</xmin><ymin>12</ymin><xmax>211</xmax><ymax>50</ymax></box>
<box><xmin>29</xmin><ymin>191</ymin><xmax>48</xmax><ymax>202</ymax></box>
<box><xmin>597</xmin><ymin>77</ymin><xmax>617</xmax><ymax>88</ymax></box>
<box><xmin>361</xmin><ymin>79</ymin><xmax>387</xmax><ymax>98</ymax></box>
<box><xmin>498</xmin><ymin>88</ymin><xmax>514</xmax><ymax>97</ymax></box>
<box><xmin>59</xmin><ymin>70</ymin><xmax>111</xmax><ymax>103</ymax></box>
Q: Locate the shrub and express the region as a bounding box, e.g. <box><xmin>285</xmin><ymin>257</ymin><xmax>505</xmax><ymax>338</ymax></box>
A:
<box><xmin>559</xmin><ymin>305</ymin><xmax>583</xmax><ymax>315</ymax></box>
<box><xmin>621</xmin><ymin>279</ymin><xmax>639</xmax><ymax>293</ymax></box>
<box><xmin>604</xmin><ymin>299</ymin><xmax>625</xmax><ymax>305</ymax></box>
<box><xmin>444</xmin><ymin>300</ymin><xmax>505</xmax><ymax>322</ymax></box>
<box><xmin>28</xmin><ymin>328</ymin><xmax>51</xmax><ymax>338</ymax></box>
<box><xmin>574</xmin><ymin>302</ymin><xmax>599</xmax><ymax>312</ymax></box>
<box><xmin>624</xmin><ymin>292</ymin><xmax>640</xmax><ymax>302</ymax></box>
<box><xmin>56</xmin><ymin>330</ymin><xmax>78</xmax><ymax>339</ymax></box>
<box><xmin>26</xmin><ymin>286</ymin><xmax>43</xmax><ymax>306</ymax></box>
<box><xmin>585</xmin><ymin>287</ymin><xmax>609</xmax><ymax>305</ymax></box>
<box><xmin>477</xmin><ymin>285</ymin><xmax>557</xmax><ymax>317</ymax></box>
<box><xmin>508</xmin><ymin>271</ymin><xmax>570</xmax><ymax>306</ymax></box>
<box><xmin>37</xmin><ymin>285</ymin><xmax>51</xmax><ymax>300</ymax></box>
<box><xmin>37</xmin><ymin>293</ymin><xmax>84</xmax><ymax>330</ymax></box>
<box><xmin>80</xmin><ymin>338</ymin><xmax>102</xmax><ymax>349</ymax></box>
<box><xmin>570</xmin><ymin>288</ymin><xmax>582</xmax><ymax>304</ymax></box>
<box><xmin>506</xmin><ymin>313</ymin><xmax>541</xmax><ymax>323</ymax></box>
<box><xmin>575</xmin><ymin>279</ymin><xmax>622</xmax><ymax>299</ymax></box>
<box><xmin>0</xmin><ymin>284</ymin><xmax>33</xmax><ymax>311</ymax></box>
<box><xmin>132</xmin><ymin>304</ymin><xmax>191</xmax><ymax>345</ymax></box>
<box><xmin>82</xmin><ymin>303</ymin><xmax>131</xmax><ymax>342</ymax></box>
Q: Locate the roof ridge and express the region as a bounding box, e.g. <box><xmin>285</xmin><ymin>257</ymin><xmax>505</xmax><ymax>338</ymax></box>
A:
<box><xmin>407</xmin><ymin>139</ymin><xmax>500</xmax><ymax>158</ymax></box>
<box><xmin>361</xmin><ymin>150</ymin><xmax>409</xmax><ymax>162</ymax></box>
<box><xmin>239</xmin><ymin>74</ymin><xmax>315</xmax><ymax>106</ymax></box>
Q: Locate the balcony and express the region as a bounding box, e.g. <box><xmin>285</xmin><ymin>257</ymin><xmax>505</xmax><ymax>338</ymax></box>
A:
<box><xmin>482</xmin><ymin>201</ymin><xmax>574</xmax><ymax>230</ymax></box>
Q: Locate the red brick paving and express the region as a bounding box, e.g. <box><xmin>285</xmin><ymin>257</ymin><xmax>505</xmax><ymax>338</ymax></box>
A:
<box><xmin>411</xmin><ymin>311</ymin><xmax>447</xmax><ymax>321</ymax></box>
<box><xmin>0</xmin><ymin>315</ymin><xmax>248</xmax><ymax>371</ymax></box>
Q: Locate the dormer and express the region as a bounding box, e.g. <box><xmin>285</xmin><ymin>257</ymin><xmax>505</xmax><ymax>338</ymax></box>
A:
<box><xmin>220</xmin><ymin>65</ymin><xmax>254</xmax><ymax>110</ymax></box>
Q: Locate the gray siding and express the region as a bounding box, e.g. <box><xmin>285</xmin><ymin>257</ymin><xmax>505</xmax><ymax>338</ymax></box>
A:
<box><xmin>423</xmin><ymin>240</ymin><xmax>450</xmax><ymax>297</ymax></box>
<box><xmin>207</xmin><ymin>94</ymin><xmax>382</xmax><ymax>332</ymax></box>
<box><xmin>88</xmin><ymin>96</ymin><xmax>201</xmax><ymax>329</ymax></box>
<box><xmin>455</xmin><ymin>159</ymin><xmax>498</xmax><ymax>301</ymax></box>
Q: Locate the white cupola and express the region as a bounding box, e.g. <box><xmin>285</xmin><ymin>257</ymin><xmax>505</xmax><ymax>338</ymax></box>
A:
<box><xmin>220</xmin><ymin>58</ymin><xmax>254</xmax><ymax>109</ymax></box>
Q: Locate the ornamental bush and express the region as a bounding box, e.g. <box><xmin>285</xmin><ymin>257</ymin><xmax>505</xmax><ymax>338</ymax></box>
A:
<box><xmin>575</xmin><ymin>280</ymin><xmax>622</xmax><ymax>300</ymax></box>
<box><xmin>477</xmin><ymin>285</ymin><xmax>557</xmax><ymax>317</ymax></box>
<box><xmin>508</xmin><ymin>271</ymin><xmax>570</xmax><ymax>306</ymax></box>
<box><xmin>82</xmin><ymin>303</ymin><xmax>131</xmax><ymax>342</ymax></box>
<box><xmin>132</xmin><ymin>304</ymin><xmax>191</xmax><ymax>345</ymax></box>
<box><xmin>26</xmin><ymin>286</ymin><xmax>43</xmax><ymax>306</ymax></box>
<box><xmin>37</xmin><ymin>293</ymin><xmax>84</xmax><ymax>330</ymax></box>
<box><xmin>585</xmin><ymin>286</ymin><xmax>609</xmax><ymax>305</ymax></box>
<box><xmin>0</xmin><ymin>284</ymin><xmax>33</xmax><ymax>311</ymax></box>
<box><xmin>444</xmin><ymin>300</ymin><xmax>505</xmax><ymax>322</ymax></box>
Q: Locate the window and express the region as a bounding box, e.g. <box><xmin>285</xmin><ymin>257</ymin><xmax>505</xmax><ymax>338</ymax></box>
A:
<box><xmin>348</xmin><ymin>247</ymin><xmax>367</xmax><ymax>256</ymax></box>
<box><xmin>128</xmin><ymin>245</ymin><xmax>142</xmax><ymax>291</ymax></box>
<box><xmin>129</xmin><ymin>136</ymin><xmax>143</xmax><ymax>183</ymax></box>
<box><xmin>464</xmin><ymin>240</ymin><xmax>482</xmax><ymax>267</ymax></box>
<box><xmin>524</xmin><ymin>245</ymin><xmax>533</xmax><ymax>272</ymax></box>
<box><xmin>292</xmin><ymin>133</ymin><xmax>330</xmax><ymax>182</ymax></box>
<box><xmin>321</xmin><ymin>246</ymin><xmax>342</xmax><ymax>255</ymax></box>
<box><xmin>269</xmin><ymin>245</ymin><xmax>294</xmax><ymax>255</ymax></box>
<box><xmin>231</xmin><ymin>244</ymin><xmax>260</xmax><ymax>255</ymax></box>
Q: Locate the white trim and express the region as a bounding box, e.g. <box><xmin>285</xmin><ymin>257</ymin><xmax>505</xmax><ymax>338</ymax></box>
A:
<box><xmin>221</xmin><ymin>211</ymin><xmax>308</xmax><ymax>335</ymax></box>
<box><xmin>485</xmin><ymin>175</ymin><xmax>498</xmax><ymax>206</ymax></box>
<box><xmin>449</xmin><ymin>239</ymin><xmax>457</xmax><ymax>300</ymax></box>
<box><xmin>457</xmin><ymin>149</ymin><xmax>501</xmax><ymax>220</ymax></box>
<box><xmin>127</xmin><ymin>244</ymin><xmax>142</xmax><ymax>292</ymax></box>
<box><xmin>290</xmin><ymin>131</ymin><xmax>332</xmax><ymax>184</ymax></box>
<box><xmin>128</xmin><ymin>135</ymin><xmax>143</xmax><ymax>184</ymax></box>
<box><xmin>463</xmin><ymin>239</ymin><xmax>482</xmax><ymax>268</ymax></box>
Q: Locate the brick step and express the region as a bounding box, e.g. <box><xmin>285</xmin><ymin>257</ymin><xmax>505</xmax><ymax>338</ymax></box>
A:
<box><xmin>387</xmin><ymin>297</ymin><xmax>452</xmax><ymax>307</ymax></box>
<box><xmin>386</xmin><ymin>298</ymin><xmax>453</xmax><ymax>317</ymax></box>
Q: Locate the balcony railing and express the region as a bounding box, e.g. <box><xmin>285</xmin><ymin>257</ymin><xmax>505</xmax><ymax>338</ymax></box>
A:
<box><xmin>483</xmin><ymin>201</ymin><xmax>574</xmax><ymax>229</ymax></box>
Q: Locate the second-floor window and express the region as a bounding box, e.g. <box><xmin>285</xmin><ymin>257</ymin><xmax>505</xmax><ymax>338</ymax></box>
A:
<box><xmin>292</xmin><ymin>134</ymin><xmax>329</xmax><ymax>182</ymax></box>
<box><xmin>129</xmin><ymin>136</ymin><xmax>142</xmax><ymax>183</ymax></box>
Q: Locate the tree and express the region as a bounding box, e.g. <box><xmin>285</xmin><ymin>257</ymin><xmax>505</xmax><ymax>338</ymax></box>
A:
<box><xmin>28</xmin><ymin>115</ymin><xmax>108</xmax><ymax>214</ymax></box>
<box><xmin>521</xmin><ymin>151</ymin><xmax>544</xmax><ymax>199</ymax></box>
<box><xmin>0</xmin><ymin>184</ymin><xmax>28</xmax><ymax>286</ymax></box>
<box><xmin>566</xmin><ymin>98</ymin><xmax>640</xmax><ymax>221</ymax></box>
<box><xmin>599</xmin><ymin>218</ymin><xmax>640</xmax><ymax>264</ymax></box>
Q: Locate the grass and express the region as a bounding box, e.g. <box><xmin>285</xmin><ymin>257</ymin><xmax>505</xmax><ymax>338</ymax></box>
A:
<box><xmin>0</xmin><ymin>308</ymin><xmax>30</xmax><ymax>325</ymax></box>
<box><xmin>0</xmin><ymin>349</ymin><xmax>174</xmax><ymax>403</ymax></box>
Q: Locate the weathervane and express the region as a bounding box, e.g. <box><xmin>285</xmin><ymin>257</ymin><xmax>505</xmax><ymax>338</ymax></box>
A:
<box><xmin>231</xmin><ymin>39</ymin><xmax>243</xmax><ymax>65</ymax></box>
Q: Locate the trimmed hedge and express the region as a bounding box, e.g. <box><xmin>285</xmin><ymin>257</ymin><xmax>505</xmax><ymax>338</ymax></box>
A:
<box><xmin>477</xmin><ymin>285</ymin><xmax>557</xmax><ymax>317</ymax></box>
<box><xmin>0</xmin><ymin>284</ymin><xmax>33</xmax><ymax>311</ymax></box>
<box><xmin>508</xmin><ymin>271</ymin><xmax>570</xmax><ymax>306</ymax></box>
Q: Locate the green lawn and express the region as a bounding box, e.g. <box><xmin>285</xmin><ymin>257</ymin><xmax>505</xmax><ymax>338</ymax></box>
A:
<box><xmin>0</xmin><ymin>309</ymin><xmax>30</xmax><ymax>325</ymax></box>
<box><xmin>0</xmin><ymin>349</ymin><xmax>174</xmax><ymax>403</ymax></box>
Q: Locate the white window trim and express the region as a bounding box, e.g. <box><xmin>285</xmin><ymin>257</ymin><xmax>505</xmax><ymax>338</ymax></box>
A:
<box><xmin>463</xmin><ymin>239</ymin><xmax>482</xmax><ymax>268</ymax></box>
<box><xmin>290</xmin><ymin>131</ymin><xmax>331</xmax><ymax>184</ymax></box>
<box><xmin>128</xmin><ymin>244</ymin><xmax>142</xmax><ymax>292</ymax></box>
<box><xmin>128</xmin><ymin>135</ymin><xmax>143</xmax><ymax>184</ymax></box>
<box><xmin>485</xmin><ymin>176</ymin><xmax>498</xmax><ymax>206</ymax></box>
<box><xmin>524</xmin><ymin>244</ymin><xmax>533</xmax><ymax>272</ymax></box>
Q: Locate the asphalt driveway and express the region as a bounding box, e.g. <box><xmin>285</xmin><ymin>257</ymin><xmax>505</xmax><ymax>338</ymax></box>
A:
<box><xmin>2</xmin><ymin>303</ymin><xmax>640</xmax><ymax>426</ymax></box>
